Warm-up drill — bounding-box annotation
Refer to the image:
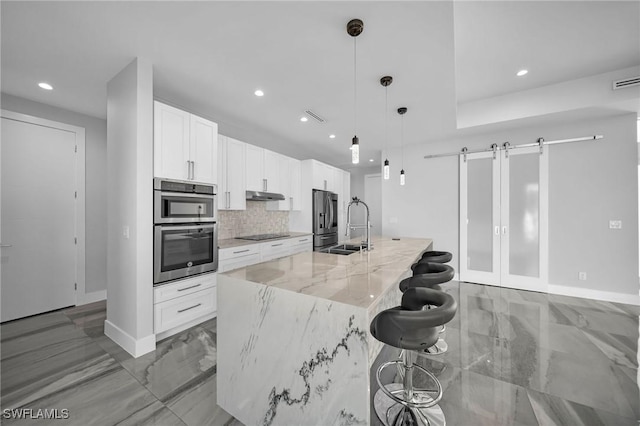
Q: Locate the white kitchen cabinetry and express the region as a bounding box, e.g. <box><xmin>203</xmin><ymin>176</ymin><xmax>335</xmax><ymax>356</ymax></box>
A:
<box><xmin>153</xmin><ymin>272</ymin><xmax>217</xmax><ymax>339</ymax></box>
<box><xmin>218</xmin><ymin>244</ymin><xmax>261</xmax><ymax>273</ymax></box>
<box><xmin>154</xmin><ymin>101</ymin><xmax>218</xmax><ymax>184</ymax></box>
<box><xmin>246</xmin><ymin>144</ymin><xmax>266</xmax><ymax>192</ymax></box>
<box><xmin>219</xmin><ymin>235</ymin><xmax>313</xmax><ymax>273</ymax></box>
<box><xmin>311</xmin><ymin>160</ymin><xmax>335</xmax><ymax>192</ymax></box>
<box><xmin>289</xmin><ymin>235</ymin><xmax>313</xmax><ymax>254</ymax></box>
<box><xmin>261</xmin><ymin>239</ymin><xmax>293</xmax><ymax>262</ymax></box>
<box><xmin>289</xmin><ymin>158</ymin><xmax>302</xmax><ymax>211</ymax></box>
<box><xmin>218</xmin><ymin>135</ymin><xmax>246</xmax><ymax>210</ymax></box>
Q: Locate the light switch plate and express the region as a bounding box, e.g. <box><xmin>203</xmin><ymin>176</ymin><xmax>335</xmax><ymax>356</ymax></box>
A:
<box><xmin>609</xmin><ymin>220</ymin><xmax>622</xmax><ymax>229</ymax></box>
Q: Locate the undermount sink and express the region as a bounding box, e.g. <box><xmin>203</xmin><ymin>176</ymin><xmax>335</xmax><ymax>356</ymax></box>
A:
<box><xmin>320</xmin><ymin>243</ymin><xmax>369</xmax><ymax>256</ymax></box>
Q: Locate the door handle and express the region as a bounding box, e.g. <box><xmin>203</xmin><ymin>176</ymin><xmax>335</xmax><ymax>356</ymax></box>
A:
<box><xmin>502</xmin><ymin>226</ymin><xmax>507</xmax><ymax>235</ymax></box>
<box><xmin>494</xmin><ymin>226</ymin><xmax>499</xmax><ymax>235</ymax></box>
<box><xmin>226</xmin><ymin>192</ymin><xmax>230</xmax><ymax>209</ymax></box>
<box><xmin>290</xmin><ymin>197</ymin><xmax>293</xmax><ymax>211</ymax></box>
<box><xmin>263</xmin><ymin>179</ymin><xmax>267</xmax><ymax>191</ymax></box>
<box><xmin>191</xmin><ymin>161</ymin><xmax>195</xmax><ymax>179</ymax></box>
<box><xmin>0</xmin><ymin>244</ymin><xmax>12</xmax><ymax>247</ymax></box>
<box><xmin>187</xmin><ymin>160</ymin><xmax>191</xmax><ymax>180</ymax></box>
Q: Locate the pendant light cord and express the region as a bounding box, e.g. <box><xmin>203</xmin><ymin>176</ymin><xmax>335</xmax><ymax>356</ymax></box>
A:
<box><xmin>385</xmin><ymin>86</ymin><xmax>388</xmax><ymax>153</ymax></box>
<box><xmin>353</xmin><ymin>37</ymin><xmax>357</xmax><ymax>136</ymax></box>
<box><xmin>401</xmin><ymin>114</ymin><xmax>404</xmax><ymax>168</ymax></box>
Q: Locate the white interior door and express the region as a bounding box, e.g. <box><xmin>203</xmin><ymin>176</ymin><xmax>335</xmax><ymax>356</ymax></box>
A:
<box><xmin>500</xmin><ymin>146</ymin><xmax>548</xmax><ymax>292</ymax></box>
<box><xmin>459</xmin><ymin>152</ymin><xmax>501</xmax><ymax>285</ymax></box>
<box><xmin>460</xmin><ymin>146</ymin><xmax>548</xmax><ymax>292</ymax></box>
<box><xmin>1</xmin><ymin>117</ymin><xmax>77</xmax><ymax>321</ymax></box>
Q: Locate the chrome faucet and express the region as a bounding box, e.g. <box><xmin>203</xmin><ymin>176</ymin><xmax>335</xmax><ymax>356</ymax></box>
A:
<box><xmin>346</xmin><ymin>197</ymin><xmax>372</xmax><ymax>251</ymax></box>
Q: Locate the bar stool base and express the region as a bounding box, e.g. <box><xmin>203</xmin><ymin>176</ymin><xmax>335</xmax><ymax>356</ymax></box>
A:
<box><xmin>374</xmin><ymin>384</ymin><xmax>446</xmax><ymax>426</ymax></box>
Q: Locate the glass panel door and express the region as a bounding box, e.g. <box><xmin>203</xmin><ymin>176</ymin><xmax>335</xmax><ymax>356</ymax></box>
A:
<box><xmin>500</xmin><ymin>146</ymin><xmax>548</xmax><ymax>292</ymax></box>
<box><xmin>460</xmin><ymin>151</ymin><xmax>501</xmax><ymax>285</ymax></box>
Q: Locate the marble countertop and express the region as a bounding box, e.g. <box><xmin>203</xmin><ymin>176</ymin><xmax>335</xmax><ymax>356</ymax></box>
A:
<box><xmin>218</xmin><ymin>232</ymin><xmax>314</xmax><ymax>250</ymax></box>
<box><xmin>221</xmin><ymin>236</ymin><xmax>431</xmax><ymax>309</ymax></box>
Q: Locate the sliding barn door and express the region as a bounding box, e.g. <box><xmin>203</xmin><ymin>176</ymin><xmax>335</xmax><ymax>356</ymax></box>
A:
<box><xmin>460</xmin><ymin>146</ymin><xmax>548</xmax><ymax>292</ymax></box>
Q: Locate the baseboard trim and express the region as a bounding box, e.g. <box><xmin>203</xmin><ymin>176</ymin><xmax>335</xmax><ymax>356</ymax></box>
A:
<box><xmin>547</xmin><ymin>284</ymin><xmax>640</xmax><ymax>306</ymax></box>
<box><xmin>79</xmin><ymin>290</ymin><xmax>106</xmax><ymax>305</ymax></box>
<box><xmin>104</xmin><ymin>320</ymin><xmax>156</xmax><ymax>358</ymax></box>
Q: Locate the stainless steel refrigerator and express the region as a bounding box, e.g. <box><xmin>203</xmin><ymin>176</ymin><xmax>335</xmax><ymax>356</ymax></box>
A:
<box><xmin>312</xmin><ymin>189</ymin><xmax>338</xmax><ymax>250</ymax></box>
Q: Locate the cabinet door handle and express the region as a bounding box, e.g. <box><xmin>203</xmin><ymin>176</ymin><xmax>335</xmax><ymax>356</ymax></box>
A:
<box><xmin>191</xmin><ymin>161</ymin><xmax>195</xmax><ymax>179</ymax></box>
<box><xmin>271</xmin><ymin>243</ymin><xmax>283</xmax><ymax>247</ymax></box>
<box><xmin>178</xmin><ymin>303</ymin><xmax>201</xmax><ymax>313</ymax></box>
<box><xmin>290</xmin><ymin>197</ymin><xmax>293</xmax><ymax>210</ymax></box>
<box><xmin>494</xmin><ymin>226</ymin><xmax>499</xmax><ymax>235</ymax></box>
<box><xmin>233</xmin><ymin>249</ymin><xmax>250</xmax><ymax>254</ymax></box>
<box><xmin>502</xmin><ymin>226</ymin><xmax>507</xmax><ymax>235</ymax></box>
<box><xmin>177</xmin><ymin>283</ymin><xmax>202</xmax><ymax>292</ymax></box>
<box><xmin>263</xmin><ymin>178</ymin><xmax>267</xmax><ymax>191</ymax></box>
<box><xmin>324</xmin><ymin>179</ymin><xmax>327</xmax><ymax>190</ymax></box>
<box><xmin>187</xmin><ymin>160</ymin><xmax>191</xmax><ymax>180</ymax></box>
<box><xmin>298</xmin><ymin>239</ymin><xmax>308</xmax><ymax>242</ymax></box>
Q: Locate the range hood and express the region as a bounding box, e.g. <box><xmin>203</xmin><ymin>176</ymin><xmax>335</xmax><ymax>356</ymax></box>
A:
<box><xmin>245</xmin><ymin>190</ymin><xmax>285</xmax><ymax>201</ymax></box>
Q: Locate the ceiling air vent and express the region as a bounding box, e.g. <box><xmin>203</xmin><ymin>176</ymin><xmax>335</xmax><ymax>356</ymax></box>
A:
<box><xmin>304</xmin><ymin>110</ymin><xmax>326</xmax><ymax>123</ymax></box>
<box><xmin>613</xmin><ymin>76</ymin><xmax>640</xmax><ymax>90</ymax></box>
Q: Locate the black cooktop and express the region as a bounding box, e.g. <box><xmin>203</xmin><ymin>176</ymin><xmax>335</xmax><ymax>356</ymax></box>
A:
<box><xmin>235</xmin><ymin>233</ymin><xmax>290</xmax><ymax>241</ymax></box>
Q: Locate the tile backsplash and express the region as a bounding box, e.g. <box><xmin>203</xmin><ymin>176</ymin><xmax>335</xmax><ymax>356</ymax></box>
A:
<box><xmin>218</xmin><ymin>201</ymin><xmax>289</xmax><ymax>240</ymax></box>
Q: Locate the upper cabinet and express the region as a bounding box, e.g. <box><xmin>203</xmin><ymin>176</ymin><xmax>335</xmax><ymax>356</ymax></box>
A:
<box><xmin>311</xmin><ymin>160</ymin><xmax>341</xmax><ymax>193</ymax></box>
<box><xmin>154</xmin><ymin>101</ymin><xmax>218</xmax><ymax>184</ymax></box>
<box><xmin>245</xmin><ymin>144</ymin><xmax>265</xmax><ymax>192</ymax></box>
<box><xmin>218</xmin><ymin>135</ymin><xmax>246</xmax><ymax>210</ymax></box>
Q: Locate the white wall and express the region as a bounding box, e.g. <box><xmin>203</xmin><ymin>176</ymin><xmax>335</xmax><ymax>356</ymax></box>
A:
<box><xmin>382</xmin><ymin>113</ymin><xmax>639</xmax><ymax>301</ymax></box>
<box><xmin>0</xmin><ymin>93</ymin><xmax>107</xmax><ymax>296</ymax></box>
<box><xmin>348</xmin><ymin>166</ymin><xmax>379</xmax><ymax>239</ymax></box>
<box><xmin>104</xmin><ymin>58</ymin><xmax>155</xmax><ymax>357</ymax></box>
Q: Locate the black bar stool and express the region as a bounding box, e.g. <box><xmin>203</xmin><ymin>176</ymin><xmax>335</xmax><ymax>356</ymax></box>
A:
<box><xmin>418</xmin><ymin>250</ymin><xmax>452</xmax><ymax>264</ymax></box>
<box><xmin>371</xmin><ymin>287</ymin><xmax>457</xmax><ymax>426</ymax></box>
<box><xmin>400</xmin><ymin>262</ymin><xmax>455</xmax><ymax>355</ymax></box>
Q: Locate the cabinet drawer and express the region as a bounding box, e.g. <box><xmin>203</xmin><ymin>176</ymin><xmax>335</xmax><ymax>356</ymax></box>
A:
<box><xmin>219</xmin><ymin>244</ymin><xmax>260</xmax><ymax>260</ymax></box>
<box><xmin>219</xmin><ymin>253</ymin><xmax>261</xmax><ymax>272</ymax></box>
<box><xmin>290</xmin><ymin>241</ymin><xmax>313</xmax><ymax>255</ymax></box>
<box><xmin>154</xmin><ymin>287</ymin><xmax>216</xmax><ymax>334</ymax></box>
<box><xmin>261</xmin><ymin>239</ymin><xmax>292</xmax><ymax>262</ymax></box>
<box><xmin>154</xmin><ymin>273</ymin><xmax>217</xmax><ymax>304</ymax></box>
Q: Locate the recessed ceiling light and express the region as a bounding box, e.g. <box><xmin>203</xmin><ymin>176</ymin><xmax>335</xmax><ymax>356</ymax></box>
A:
<box><xmin>254</xmin><ymin>89</ymin><xmax>264</xmax><ymax>97</ymax></box>
<box><xmin>369</xmin><ymin>159</ymin><xmax>374</xmax><ymax>162</ymax></box>
<box><xmin>38</xmin><ymin>82</ymin><xmax>53</xmax><ymax>90</ymax></box>
<box><xmin>516</xmin><ymin>69</ymin><xmax>528</xmax><ymax>77</ymax></box>
<box><xmin>329</xmin><ymin>134</ymin><xmax>336</xmax><ymax>139</ymax></box>
<box><xmin>300</xmin><ymin>117</ymin><xmax>308</xmax><ymax>122</ymax></box>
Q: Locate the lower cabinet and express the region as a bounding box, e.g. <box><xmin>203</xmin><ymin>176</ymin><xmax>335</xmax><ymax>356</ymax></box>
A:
<box><xmin>219</xmin><ymin>235</ymin><xmax>313</xmax><ymax>273</ymax></box>
<box><xmin>153</xmin><ymin>272</ymin><xmax>217</xmax><ymax>339</ymax></box>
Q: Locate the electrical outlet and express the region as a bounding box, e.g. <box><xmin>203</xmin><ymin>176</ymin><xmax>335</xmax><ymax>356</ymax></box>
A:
<box><xmin>609</xmin><ymin>220</ymin><xmax>622</xmax><ymax>229</ymax></box>
<box><xmin>579</xmin><ymin>272</ymin><xmax>587</xmax><ymax>281</ymax></box>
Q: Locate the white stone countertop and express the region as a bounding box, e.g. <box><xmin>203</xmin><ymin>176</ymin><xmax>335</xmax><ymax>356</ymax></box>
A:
<box><xmin>218</xmin><ymin>231</ymin><xmax>314</xmax><ymax>250</ymax></box>
<box><xmin>221</xmin><ymin>236</ymin><xmax>432</xmax><ymax>309</ymax></box>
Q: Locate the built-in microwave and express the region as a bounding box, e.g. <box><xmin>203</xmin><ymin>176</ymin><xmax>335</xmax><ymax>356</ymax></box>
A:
<box><xmin>154</xmin><ymin>178</ymin><xmax>217</xmax><ymax>224</ymax></box>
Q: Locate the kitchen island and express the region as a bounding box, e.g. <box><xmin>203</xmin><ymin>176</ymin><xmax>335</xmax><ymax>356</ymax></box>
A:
<box><xmin>217</xmin><ymin>236</ymin><xmax>432</xmax><ymax>426</ymax></box>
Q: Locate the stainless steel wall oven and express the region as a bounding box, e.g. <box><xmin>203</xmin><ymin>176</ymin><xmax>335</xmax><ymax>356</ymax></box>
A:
<box><xmin>153</xmin><ymin>178</ymin><xmax>218</xmax><ymax>284</ymax></box>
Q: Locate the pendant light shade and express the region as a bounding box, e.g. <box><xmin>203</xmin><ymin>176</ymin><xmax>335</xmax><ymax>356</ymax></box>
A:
<box><xmin>347</xmin><ymin>19</ymin><xmax>363</xmax><ymax>164</ymax></box>
<box><xmin>383</xmin><ymin>159</ymin><xmax>390</xmax><ymax>179</ymax></box>
<box><xmin>351</xmin><ymin>136</ymin><xmax>359</xmax><ymax>164</ymax></box>
<box><xmin>398</xmin><ymin>107</ymin><xmax>407</xmax><ymax>186</ymax></box>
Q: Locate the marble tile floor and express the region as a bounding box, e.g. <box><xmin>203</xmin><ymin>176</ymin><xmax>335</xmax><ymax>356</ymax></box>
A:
<box><xmin>370</xmin><ymin>281</ymin><xmax>640</xmax><ymax>426</ymax></box>
<box><xmin>1</xmin><ymin>280</ymin><xmax>638</xmax><ymax>425</ymax></box>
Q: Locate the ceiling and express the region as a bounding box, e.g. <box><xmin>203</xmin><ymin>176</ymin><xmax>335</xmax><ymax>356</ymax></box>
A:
<box><xmin>2</xmin><ymin>1</ymin><xmax>639</xmax><ymax>169</ymax></box>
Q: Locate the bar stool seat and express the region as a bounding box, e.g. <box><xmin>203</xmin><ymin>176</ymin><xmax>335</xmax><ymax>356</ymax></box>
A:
<box><xmin>419</xmin><ymin>250</ymin><xmax>452</xmax><ymax>264</ymax></box>
<box><xmin>401</xmin><ymin>262</ymin><xmax>455</xmax><ymax>292</ymax></box>
<box><xmin>370</xmin><ymin>287</ymin><xmax>457</xmax><ymax>426</ymax></box>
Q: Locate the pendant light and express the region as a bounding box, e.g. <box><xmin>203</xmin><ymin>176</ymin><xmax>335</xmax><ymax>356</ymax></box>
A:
<box><xmin>398</xmin><ymin>107</ymin><xmax>407</xmax><ymax>185</ymax></box>
<box><xmin>380</xmin><ymin>76</ymin><xmax>393</xmax><ymax>180</ymax></box>
<box><xmin>347</xmin><ymin>19</ymin><xmax>363</xmax><ymax>164</ymax></box>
